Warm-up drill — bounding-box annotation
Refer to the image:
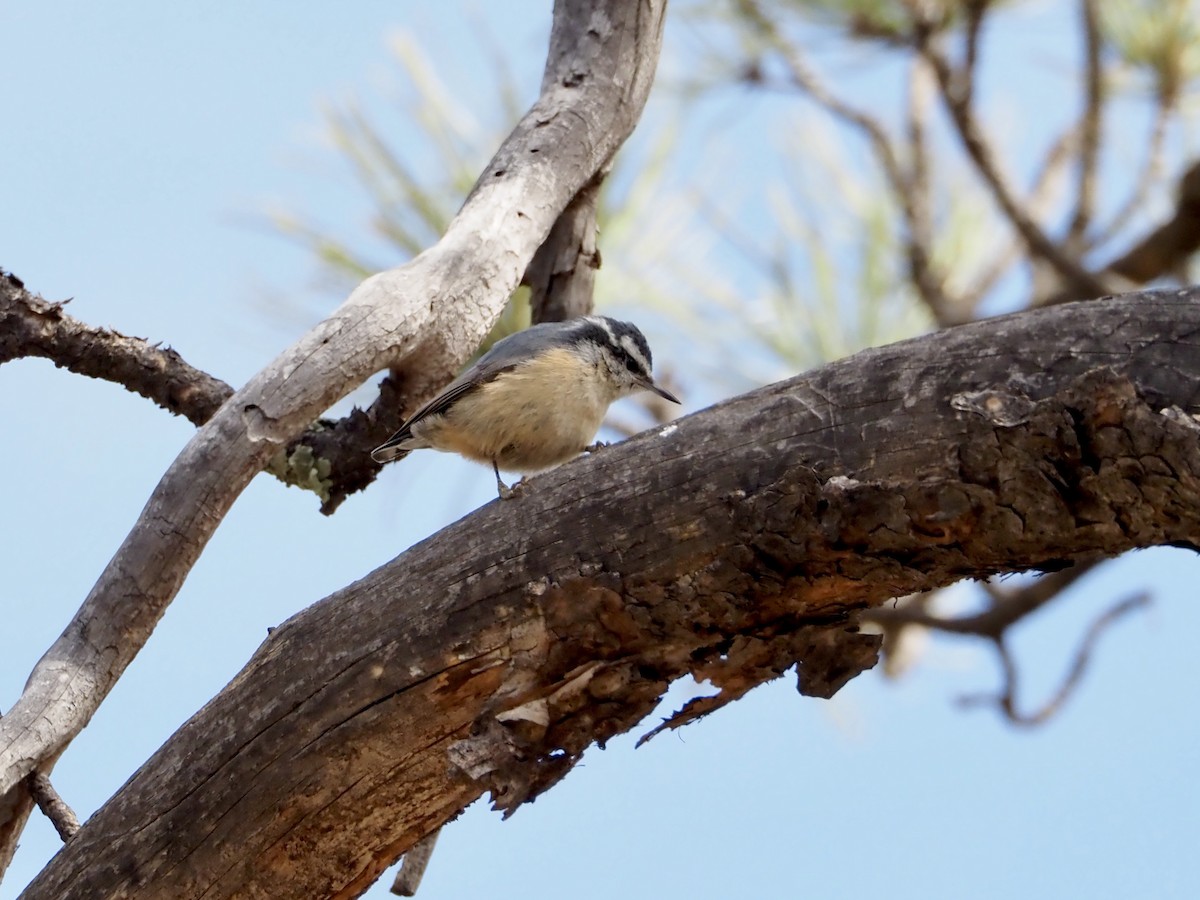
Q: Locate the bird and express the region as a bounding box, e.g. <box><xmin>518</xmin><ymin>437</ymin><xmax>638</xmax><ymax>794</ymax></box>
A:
<box><xmin>371</xmin><ymin>316</ymin><xmax>679</xmax><ymax>498</ymax></box>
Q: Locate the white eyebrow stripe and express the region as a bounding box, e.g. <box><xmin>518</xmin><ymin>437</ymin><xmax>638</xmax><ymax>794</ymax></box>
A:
<box><xmin>586</xmin><ymin>316</ymin><xmax>617</xmax><ymax>347</ymax></box>
<box><xmin>620</xmin><ymin>334</ymin><xmax>650</xmax><ymax>372</ymax></box>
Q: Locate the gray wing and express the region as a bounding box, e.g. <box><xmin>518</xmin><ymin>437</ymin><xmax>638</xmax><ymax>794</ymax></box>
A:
<box><xmin>371</xmin><ymin>322</ymin><xmax>574</xmax><ymax>460</ymax></box>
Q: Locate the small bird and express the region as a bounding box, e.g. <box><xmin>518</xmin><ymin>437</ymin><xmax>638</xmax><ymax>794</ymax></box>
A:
<box><xmin>371</xmin><ymin>316</ymin><xmax>679</xmax><ymax>498</ymax></box>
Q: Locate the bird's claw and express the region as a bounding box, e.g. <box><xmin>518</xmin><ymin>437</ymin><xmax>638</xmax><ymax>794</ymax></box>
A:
<box><xmin>497</xmin><ymin>477</ymin><xmax>528</xmax><ymax>500</ymax></box>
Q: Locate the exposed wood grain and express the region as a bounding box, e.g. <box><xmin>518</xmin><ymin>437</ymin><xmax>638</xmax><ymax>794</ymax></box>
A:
<box><xmin>23</xmin><ymin>292</ymin><xmax>1200</xmax><ymax>899</ymax></box>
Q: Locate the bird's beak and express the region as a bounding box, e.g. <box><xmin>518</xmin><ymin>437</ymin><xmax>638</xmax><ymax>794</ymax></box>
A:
<box><xmin>641</xmin><ymin>378</ymin><xmax>680</xmax><ymax>404</ymax></box>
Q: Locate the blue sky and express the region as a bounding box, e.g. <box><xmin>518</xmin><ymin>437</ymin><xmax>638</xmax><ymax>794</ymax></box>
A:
<box><xmin>3</xmin><ymin>2</ymin><xmax>1198</xmax><ymax>898</ymax></box>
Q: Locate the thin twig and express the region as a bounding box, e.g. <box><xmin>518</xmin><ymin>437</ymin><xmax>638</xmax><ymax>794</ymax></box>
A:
<box><xmin>965</xmin><ymin>127</ymin><xmax>1078</xmax><ymax>305</ymax></box>
<box><xmin>903</xmin><ymin>52</ymin><xmax>955</xmax><ymax>324</ymax></box>
<box><xmin>1091</xmin><ymin>93</ymin><xmax>1173</xmax><ymax>250</ymax></box>
<box><xmin>917</xmin><ymin>37</ymin><xmax>1109</xmax><ymax>299</ymax></box>
<box><xmin>959</xmin><ymin>592</ymin><xmax>1150</xmax><ymax>726</ymax></box>
<box><xmin>1066</xmin><ymin>0</ymin><xmax>1104</xmax><ymax>249</ymax></box>
<box><xmin>962</xmin><ymin>0</ymin><xmax>991</xmax><ymax>84</ymax></box>
<box><xmin>737</xmin><ymin>0</ymin><xmax>962</xmax><ymax>325</ymax></box>
<box><xmin>25</xmin><ymin>772</ymin><xmax>80</xmax><ymax>842</ymax></box>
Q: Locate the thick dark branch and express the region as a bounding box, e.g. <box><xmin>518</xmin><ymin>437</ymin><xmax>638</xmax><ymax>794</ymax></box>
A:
<box><xmin>24</xmin><ymin>291</ymin><xmax>1200</xmax><ymax>899</ymax></box>
<box><xmin>0</xmin><ymin>272</ymin><xmax>232</xmax><ymax>424</ymax></box>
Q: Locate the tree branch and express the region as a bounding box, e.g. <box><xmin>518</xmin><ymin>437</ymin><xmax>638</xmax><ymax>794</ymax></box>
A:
<box><xmin>864</xmin><ymin>562</ymin><xmax>1099</xmax><ymax>639</ymax></box>
<box><xmin>1066</xmin><ymin>0</ymin><xmax>1103</xmax><ymax>248</ymax></box>
<box><xmin>524</xmin><ymin>168</ymin><xmax>606</xmax><ymax>323</ymax></box>
<box><xmin>24</xmin><ymin>772</ymin><xmax>80</xmax><ymax>843</ymax></box>
<box><xmin>918</xmin><ymin>36</ymin><xmax>1110</xmax><ymax>299</ymax></box>
<box><xmin>22</xmin><ymin>290</ymin><xmax>1200</xmax><ymax>898</ymax></box>
<box><xmin>0</xmin><ymin>272</ymin><xmax>232</xmax><ymax>424</ymax></box>
<box><xmin>1104</xmin><ymin>161</ymin><xmax>1200</xmax><ymax>286</ymax></box>
<box><xmin>1091</xmin><ymin>96</ymin><xmax>1172</xmax><ymax>249</ymax></box>
<box><xmin>0</xmin><ymin>270</ymin><xmax>403</xmax><ymax>515</ymax></box>
<box><xmin>959</xmin><ymin>592</ymin><xmax>1150</xmax><ymax>726</ymax></box>
<box><xmin>0</xmin><ymin>0</ymin><xmax>667</xmax><ymax>874</ymax></box>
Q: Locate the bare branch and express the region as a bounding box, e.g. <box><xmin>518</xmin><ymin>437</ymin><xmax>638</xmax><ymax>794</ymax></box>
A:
<box><xmin>24</xmin><ymin>773</ymin><xmax>80</xmax><ymax>843</ymax></box>
<box><xmin>737</xmin><ymin>0</ymin><xmax>963</xmax><ymax>326</ymax></box>
<box><xmin>964</xmin><ymin>127</ymin><xmax>1078</xmax><ymax>305</ymax></box>
<box><xmin>962</xmin><ymin>0</ymin><xmax>991</xmax><ymax>80</ymax></box>
<box><xmin>918</xmin><ymin>37</ymin><xmax>1110</xmax><ymax>299</ymax></box>
<box><xmin>0</xmin><ymin>0</ymin><xmax>668</xmax><ymax>872</ymax></box>
<box><xmin>864</xmin><ymin>562</ymin><xmax>1099</xmax><ymax>640</ymax></box>
<box><xmin>0</xmin><ymin>272</ymin><xmax>232</xmax><ymax>424</ymax></box>
<box><xmin>0</xmin><ymin>270</ymin><xmax>404</xmax><ymax>515</ymax></box>
<box><xmin>960</xmin><ymin>593</ymin><xmax>1150</xmax><ymax>726</ymax></box>
<box><xmin>1066</xmin><ymin>0</ymin><xmax>1104</xmax><ymax>248</ymax></box>
<box><xmin>391</xmin><ymin>829</ymin><xmax>441</xmax><ymax>896</ymax></box>
<box><xmin>1103</xmin><ymin>160</ymin><xmax>1200</xmax><ymax>286</ymax></box>
<box><xmin>525</xmin><ymin>168</ymin><xmax>606</xmax><ymax>323</ymax></box>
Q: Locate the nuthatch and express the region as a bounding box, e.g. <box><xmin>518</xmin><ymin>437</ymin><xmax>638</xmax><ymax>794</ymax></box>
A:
<box><xmin>371</xmin><ymin>316</ymin><xmax>679</xmax><ymax>498</ymax></box>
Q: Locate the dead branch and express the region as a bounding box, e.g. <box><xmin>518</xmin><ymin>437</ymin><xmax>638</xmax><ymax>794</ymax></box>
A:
<box><xmin>0</xmin><ymin>272</ymin><xmax>232</xmax><ymax>424</ymax></box>
<box><xmin>1104</xmin><ymin>161</ymin><xmax>1200</xmax><ymax>285</ymax></box>
<box><xmin>864</xmin><ymin>563</ymin><xmax>1100</xmax><ymax>640</ymax></box>
<box><xmin>24</xmin><ymin>773</ymin><xmax>79</xmax><ymax>843</ymax></box>
<box><xmin>21</xmin><ymin>290</ymin><xmax>1200</xmax><ymax>899</ymax></box>
<box><xmin>0</xmin><ymin>0</ymin><xmax>668</xmax><ymax>874</ymax></box>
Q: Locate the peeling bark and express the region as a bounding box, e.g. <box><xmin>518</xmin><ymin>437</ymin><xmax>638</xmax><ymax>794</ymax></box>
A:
<box><xmin>21</xmin><ymin>291</ymin><xmax>1200</xmax><ymax>899</ymax></box>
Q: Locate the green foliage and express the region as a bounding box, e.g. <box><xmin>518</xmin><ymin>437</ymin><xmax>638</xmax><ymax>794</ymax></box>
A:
<box><xmin>1101</xmin><ymin>0</ymin><xmax>1200</xmax><ymax>104</ymax></box>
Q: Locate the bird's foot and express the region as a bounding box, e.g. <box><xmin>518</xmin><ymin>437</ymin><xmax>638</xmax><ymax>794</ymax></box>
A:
<box><xmin>583</xmin><ymin>441</ymin><xmax>610</xmax><ymax>454</ymax></box>
<box><xmin>496</xmin><ymin>477</ymin><xmax>528</xmax><ymax>500</ymax></box>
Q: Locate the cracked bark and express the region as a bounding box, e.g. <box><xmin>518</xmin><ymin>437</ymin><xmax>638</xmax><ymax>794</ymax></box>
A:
<box><xmin>21</xmin><ymin>290</ymin><xmax>1200</xmax><ymax>899</ymax></box>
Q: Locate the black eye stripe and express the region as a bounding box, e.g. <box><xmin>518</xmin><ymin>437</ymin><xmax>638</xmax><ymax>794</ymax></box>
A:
<box><xmin>615</xmin><ymin>346</ymin><xmax>642</xmax><ymax>374</ymax></box>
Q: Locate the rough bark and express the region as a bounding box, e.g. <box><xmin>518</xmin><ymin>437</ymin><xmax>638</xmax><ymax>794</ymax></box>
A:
<box><xmin>22</xmin><ymin>291</ymin><xmax>1200</xmax><ymax>900</ymax></box>
<box><xmin>0</xmin><ymin>272</ymin><xmax>233</xmax><ymax>423</ymax></box>
<box><xmin>0</xmin><ymin>0</ymin><xmax>667</xmax><ymax>873</ymax></box>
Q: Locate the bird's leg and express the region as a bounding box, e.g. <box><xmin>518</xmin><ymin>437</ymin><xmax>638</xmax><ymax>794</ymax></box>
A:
<box><xmin>583</xmin><ymin>441</ymin><xmax>609</xmax><ymax>454</ymax></box>
<box><xmin>493</xmin><ymin>460</ymin><xmax>524</xmax><ymax>500</ymax></box>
